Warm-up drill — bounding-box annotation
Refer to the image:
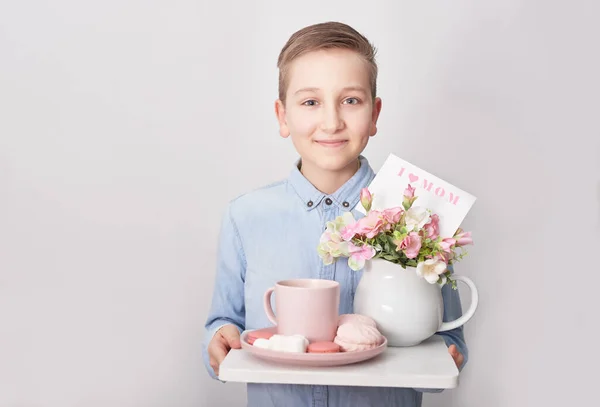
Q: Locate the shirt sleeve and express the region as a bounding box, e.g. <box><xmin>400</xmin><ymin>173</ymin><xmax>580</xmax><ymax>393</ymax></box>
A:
<box><xmin>202</xmin><ymin>203</ymin><xmax>247</xmax><ymax>380</ymax></box>
<box><xmin>416</xmin><ymin>264</ymin><xmax>469</xmax><ymax>393</ymax></box>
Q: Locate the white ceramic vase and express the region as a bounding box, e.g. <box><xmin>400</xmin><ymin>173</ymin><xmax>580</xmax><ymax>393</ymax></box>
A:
<box><xmin>353</xmin><ymin>258</ymin><xmax>479</xmax><ymax>347</ymax></box>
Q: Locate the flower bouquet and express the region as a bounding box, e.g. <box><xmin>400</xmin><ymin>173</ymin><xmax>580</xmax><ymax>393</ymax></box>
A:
<box><xmin>317</xmin><ymin>184</ymin><xmax>473</xmax><ymax>289</ymax></box>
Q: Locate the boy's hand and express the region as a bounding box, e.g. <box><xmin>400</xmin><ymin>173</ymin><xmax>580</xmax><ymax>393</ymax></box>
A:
<box><xmin>448</xmin><ymin>344</ymin><xmax>464</xmax><ymax>368</ymax></box>
<box><xmin>208</xmin><ymin>324</ymin><xmax>241</xmax><ymax>377</ymax></box>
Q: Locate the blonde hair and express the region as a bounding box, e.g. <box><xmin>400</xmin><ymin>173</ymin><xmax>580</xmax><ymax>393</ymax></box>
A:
<box><xmin>277</xmin><ymin>21</ymin><xmax>378</xmax><ymax>103</ymax></box>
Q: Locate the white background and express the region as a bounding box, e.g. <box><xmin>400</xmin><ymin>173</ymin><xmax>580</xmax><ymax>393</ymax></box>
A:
<box><xmin>1</xmin><ymin>1</ymin><xmax>599</xmax><ymax>406</ymax></box>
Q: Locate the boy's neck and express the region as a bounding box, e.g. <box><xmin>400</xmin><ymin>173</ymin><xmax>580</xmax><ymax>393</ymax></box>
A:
<box><xmin>299</xmin><ymin>158</ymin><xmax>361</xmax><ymax>195</ymax></box>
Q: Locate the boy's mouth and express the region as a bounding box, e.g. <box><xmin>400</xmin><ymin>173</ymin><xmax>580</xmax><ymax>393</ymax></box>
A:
<box><xmin>314</xmin><ymin>139</ymin><xmax>348</xmax><ymax>148</ymax></box>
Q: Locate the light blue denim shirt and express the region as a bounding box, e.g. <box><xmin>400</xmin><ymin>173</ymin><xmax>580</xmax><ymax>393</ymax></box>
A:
<box><xmin>202</xmin><ymin>155</ymin><xmax>468</xmax><ymax>407</ymax></box>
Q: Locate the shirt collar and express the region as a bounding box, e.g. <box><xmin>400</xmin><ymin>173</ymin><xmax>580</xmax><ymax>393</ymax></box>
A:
<box><xmin>288</xmin><ymin>155</ymin><xmax>375</xmax><ymax>211</ymax></box>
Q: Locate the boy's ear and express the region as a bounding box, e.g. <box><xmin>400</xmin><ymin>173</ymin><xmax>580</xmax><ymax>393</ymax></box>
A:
<box><xmin>370</xmin><ymin>97</ymin><xmax>383</xmax><ymax>137</ymax></box>
<box><xmin>274</xmin><ymin>99</ymin><xmax>290</xmax><ymax>138</ymax></box>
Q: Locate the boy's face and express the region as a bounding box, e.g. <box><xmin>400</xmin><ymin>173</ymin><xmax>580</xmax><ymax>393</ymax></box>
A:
<box><xmin>275</xmin><ymin>48</ymin><xmax>382</xmax><ymax>174</ymax></box>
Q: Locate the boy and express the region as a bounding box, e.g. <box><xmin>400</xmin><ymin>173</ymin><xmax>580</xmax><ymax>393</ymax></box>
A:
<box><xmin>203</xmin><ymin>21</ymin><xmax>468</xmax><ymax>407</ymax></box>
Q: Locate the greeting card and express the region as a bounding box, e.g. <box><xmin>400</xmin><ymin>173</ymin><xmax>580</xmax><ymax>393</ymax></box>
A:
<box><xmin>356</xmin><ymin>154</ymin><xmax>476</xmax><ymax>239</ymax></box>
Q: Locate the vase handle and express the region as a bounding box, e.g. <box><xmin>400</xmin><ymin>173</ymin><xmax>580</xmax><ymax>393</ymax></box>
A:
<box><xmin>437</xmin><ymin>275</ymin><xmax>479</xmax><ymax>332</ymax></box>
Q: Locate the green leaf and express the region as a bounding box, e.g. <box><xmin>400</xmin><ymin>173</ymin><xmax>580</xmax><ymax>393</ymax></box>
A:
<box><xmin>388</xmin><ymin>250</ymin><xmax>400</xmax><ymax>259</ymax></box>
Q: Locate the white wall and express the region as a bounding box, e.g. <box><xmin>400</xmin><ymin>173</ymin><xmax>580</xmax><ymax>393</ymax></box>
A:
<box><xmin>1</xmin><ymin>1</ymin><xmax>598</xmax><ymax>406</ymax></box>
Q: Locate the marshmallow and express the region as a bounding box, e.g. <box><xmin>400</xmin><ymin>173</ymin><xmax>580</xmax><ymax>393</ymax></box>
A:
<box><xmin>270</xmin><ymin>335</ymin><xmax>309</xmax><ymax>353</ymax></box>
<box><xmin>251</xmin><ymin>334</ymin><xmax>309</xmax><ymax>353</ymax></box>
<box><xmin>252</xmin><ymin>338</ymin><xmax>271</xmax><ymax>349</ymax></box>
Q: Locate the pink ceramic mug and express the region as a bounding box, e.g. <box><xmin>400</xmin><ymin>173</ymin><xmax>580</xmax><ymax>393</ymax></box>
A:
<box><xmin>263</xmin><ymin>279</ymin><xmax>340</xmax><ymax>343</ymax></box>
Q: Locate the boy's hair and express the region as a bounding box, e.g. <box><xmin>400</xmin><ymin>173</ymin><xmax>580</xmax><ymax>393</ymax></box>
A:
<box><xmin>277</xmin><ymin>21</ymin><xmax>378</xmax><ymax>104</ymax></box>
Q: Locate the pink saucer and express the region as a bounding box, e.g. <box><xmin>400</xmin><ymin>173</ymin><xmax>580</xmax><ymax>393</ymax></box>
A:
<box><xmin>240</xmin><ymin>327</ymin><xmax>387</xmax><ymax>367</ymax></box>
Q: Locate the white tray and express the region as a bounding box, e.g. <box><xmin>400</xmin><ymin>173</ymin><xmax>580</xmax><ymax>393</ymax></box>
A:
<box><xmin>219</xmin><ymin>334</ymin><xmax>459</xmax><ymax>389</ymax></box>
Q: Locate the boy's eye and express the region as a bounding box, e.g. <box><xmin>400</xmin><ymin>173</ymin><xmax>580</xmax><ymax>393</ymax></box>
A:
<box><xmin>302</xmin><ymin>100</ymin><xmax>318</xmax><ymax>106</ymax></box>
<box><xmin>344</xmin><ymin>97</ymin><xmax>360</xmax><ymax>105</ymax></box>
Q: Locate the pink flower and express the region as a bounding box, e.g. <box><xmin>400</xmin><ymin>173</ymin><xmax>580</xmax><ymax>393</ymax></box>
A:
<box><xmin>382</xmin><ymin>207</ymin><xmax>403</xmax><ymax>225</ymax></box>
<box><xmin>439</xmin><ymin>238</ymin><xmax>456</xmax><ymax>253</ymax></box>
<box><xmin>360</xmin><ymin>188</ymin><xmax>373</xmax><ymax>212</ymax></box>
<box><xmin>434</xmin><ymin>251</ymin><xmax>454</xmax><ymax>264</ymax></box>
<box><xmin>423</xmin><ymin>214</ymin><xmax>440</xmax><ymax>240</ymax></box>
<box><xmin>404</xmin><ymin>184</ymin><xmax>416</xmax><ymax>199</ymax></box>
<box><xmin>347</xmin><ymin>242</ymin><xmax>376</xmax><ymax>271</ymax></box>
<box><xmin>341</xmin><ymin>222</ymin><xmax>361</xmax><ymax>241</ymax></box>
<box><xmin>454</xmin><ymin>229</ymin><xmax>473</xmax><ymax>246</ymax></box>
<box><xmin>356</xmin><ymin>210</ymin><xmax>385</xmax><ymax>238</ymax></box>
<box><xmin>399</xmin><ymin>232</ymin><xmax>422</xmax><ymax>259</ymax></box>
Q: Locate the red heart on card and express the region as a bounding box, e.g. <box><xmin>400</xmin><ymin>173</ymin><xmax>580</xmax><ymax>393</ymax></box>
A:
<box><xmin>408</xmin><ymin>173</ymin><xmax>419</xmax><ymax>183</ymax></box>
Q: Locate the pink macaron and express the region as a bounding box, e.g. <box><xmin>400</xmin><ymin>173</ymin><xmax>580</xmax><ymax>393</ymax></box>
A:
<box><xmin>307</xmin><ymin>341</ymin><xmax>341</xmax><ymax>354</ymax></box>
<box><xmin>247</xmin><ymin>329</ymin><xmax>274</xmax><ymax>345</ymax></box>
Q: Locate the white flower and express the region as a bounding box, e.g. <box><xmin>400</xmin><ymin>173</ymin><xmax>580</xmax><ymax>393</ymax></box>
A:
<box><xmin>340</xmin><ymin>211</ymin><xmax>357</xmax><ymax>228</ymax></box>
<box><xmin>323</xmin><ymin>212</ymin><xmax>356</xmax><ymax>238</ymax></box>
<box><xmin>317</xmin><ymin>243</ymin><xmax>334</xmax><ymax>265</ymax></box>
<box><xmin>416</xmin><ymin>259</ymin><xmax>447</xmax><ymax>284</ymax></box>
<box><xmin>404</xmin><ymin>207</ymin><xmax>431</xmax><ymax>232</ymax></box>
<box><xmin>317</xmin><ymin>229</ymin><xmax>349</xmax><ymax>265</ymax></box>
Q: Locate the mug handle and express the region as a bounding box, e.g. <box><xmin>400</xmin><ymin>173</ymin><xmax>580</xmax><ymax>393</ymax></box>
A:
<box><xmin>437</xmin><ymin>275</ymin><xmax>479</xmax><ymax>332</ymax></box>
<box><xmin>263</xmin><ymin>287</ymin><xmax>277</xmax><ymax>325</ymax></box>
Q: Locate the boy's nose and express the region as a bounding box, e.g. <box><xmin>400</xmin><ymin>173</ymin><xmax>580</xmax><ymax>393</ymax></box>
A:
<box><xmin>319</xmin><ymin>106</ymin><xmax>344</xmax><ymax>134</ymax></box>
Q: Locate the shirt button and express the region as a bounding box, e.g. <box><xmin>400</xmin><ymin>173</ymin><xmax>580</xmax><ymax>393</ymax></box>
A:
<box><xmin>307</xmin><ymin>201</ymin><xmax>313</xmax><ymax>207</ymax></box>
<box><xmin>343</xmin><ymin>201</ymin><xmax>349</xmax><ymax>207</ymax></box>
<box><xmin>325</xmin><ymin>198</ymin><xmax>333</xmax><ymax>205</ymax></box>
